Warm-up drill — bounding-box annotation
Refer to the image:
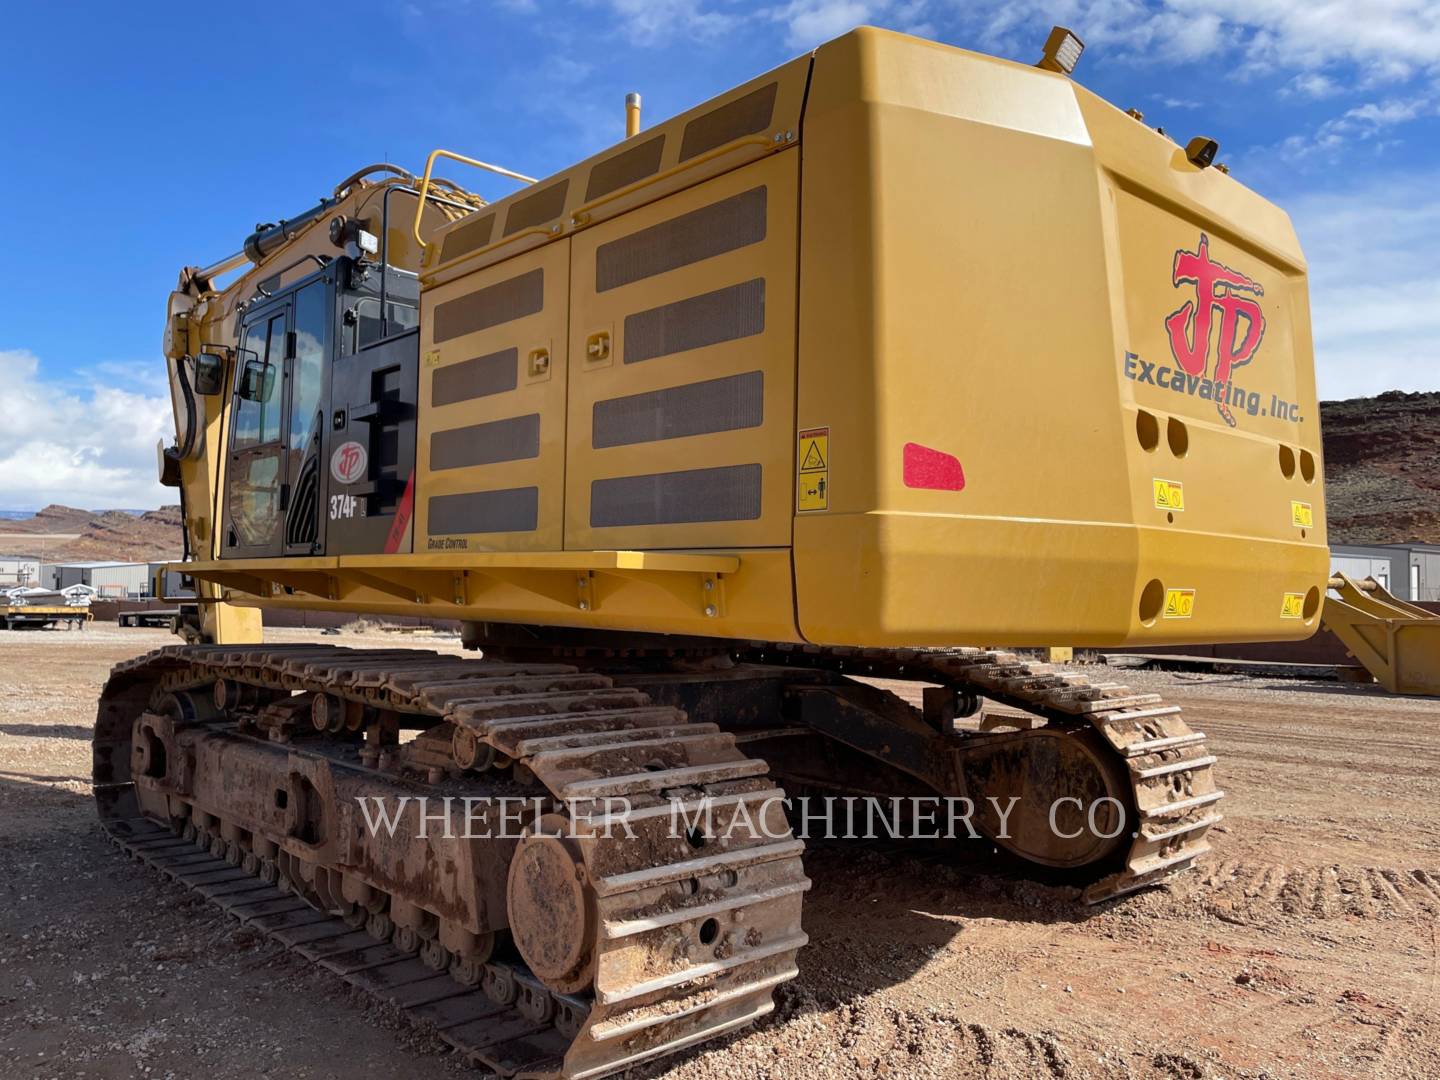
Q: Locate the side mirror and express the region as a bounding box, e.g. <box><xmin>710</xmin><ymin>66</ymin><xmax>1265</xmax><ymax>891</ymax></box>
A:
<box><xmin>238</xmin><ymin>358</ymin><xmax>276</xmax><ymax>402</ymax></box>
<box><xmin>193</xmin><ymin>352</ymin><xmax>225</xmax><ymax>395</ymax></box>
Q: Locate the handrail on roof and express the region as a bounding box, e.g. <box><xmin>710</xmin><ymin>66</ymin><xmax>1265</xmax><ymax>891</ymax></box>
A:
<box><xmin>412</xmin><ymin>149</ymin><xmax>537</xmax><ymax>246</ymax></box>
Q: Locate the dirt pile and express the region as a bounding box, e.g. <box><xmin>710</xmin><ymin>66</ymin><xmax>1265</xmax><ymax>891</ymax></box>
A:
<box><xmin>1321</xmin><ymin>390</ymin><xmax>1440</xmax><ymax>544</ymax></box>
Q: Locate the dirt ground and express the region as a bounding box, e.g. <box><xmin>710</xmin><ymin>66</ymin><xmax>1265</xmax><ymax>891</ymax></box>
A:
<box><xmin>2</xmin><ymin>625</ymin><xmax>1437</xmax><ymax>1080</ymax></box>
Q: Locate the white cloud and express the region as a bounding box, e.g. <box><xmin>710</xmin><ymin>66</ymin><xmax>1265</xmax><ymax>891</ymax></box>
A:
<box><xmin>1270</xmin><ymin>91</ymin><xmax>1437</xmax><ymax>164</ymax></box>
<box><xmin>0</xmin><ymin>350</ymin><xmax>170</xmax><ymax>511</ymax></box>
<box><xmin>582</xmin><ymin>0</ymin><xmax>1440</xmax><ymax>95</ymax></box>
<box><xmin>771</xmin><ymin>0</ymin><xmax>883</xmax><ymax>49</ymax></box>
<box><xmin>1285</xmin><ymin>173</ymin><xmax>1440</xmax><ymax>398</ymax></box>
<box><xmin>946</xmin><ymin>0</ymin><xmax>1440</xmax><ymax>84</ymax></box>
<box><xmin>1285</xmin><ymin>71</ymin><xmax>1342</xmax><ymax>98</ymax></box>
<box><xmin>601</xmin><ymin>0</ymin><xmax>738</xmax><ymax>43</ymax></box>
<box><xmin>1341</xmin><ymin>96</ymin><xmax>1432</xmax><ymax>127</ymax></box>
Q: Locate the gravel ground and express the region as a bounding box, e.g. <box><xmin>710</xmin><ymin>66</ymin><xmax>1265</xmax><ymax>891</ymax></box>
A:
<box><xmin>2</xmin><ymin>625</ymin><xmax>1438</xmax><ymax>1079</ymax></box>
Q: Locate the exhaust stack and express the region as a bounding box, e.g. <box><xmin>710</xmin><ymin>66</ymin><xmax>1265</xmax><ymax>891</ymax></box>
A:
<box><xmin>625</xmin><ymin>92</ymin><xmax>641</xmax><ymax>138</ymax></box>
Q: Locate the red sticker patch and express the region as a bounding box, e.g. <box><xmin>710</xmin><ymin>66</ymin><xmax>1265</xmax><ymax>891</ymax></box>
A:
<box><xmin>384</xmin><ymin>470</ymin><xmax>416</xmax><ymax>554</ymax></box>
<box><xmin>903</xmin><ymin>443</ymin><xmax>965</xmax><ymax>491</ymax></box>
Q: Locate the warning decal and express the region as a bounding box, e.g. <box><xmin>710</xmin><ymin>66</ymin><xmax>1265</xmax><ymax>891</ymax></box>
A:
<box><xmin>1291</xmin><ymin>501</ymin><xmax>1314</xmax><ymax>528</ymax></box>
<box><xmin>798</xmin><ymin>426</ymin><xmax>829</xmax><ymax>512</ymax></box>
<box><xmin>1163</xmin><ymin>588</ymin><xmax>1196</xmax><ymax>619</ymax></box>
<box><xmin>1153</xmin><ymin>479</ymin><xmax>1185</xmax><ymax>512</ymax></box>
<box><xmin>1280</xmin><ymin>592</ymin><xmax>1306</xmax><ymax>619</ymax></box>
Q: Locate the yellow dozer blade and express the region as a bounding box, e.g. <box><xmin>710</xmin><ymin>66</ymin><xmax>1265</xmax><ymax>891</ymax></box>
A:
<box><xmin>1322</xmin><ymin>573</ymin><xmax>1440</xmax><ymax>695</ymax></box>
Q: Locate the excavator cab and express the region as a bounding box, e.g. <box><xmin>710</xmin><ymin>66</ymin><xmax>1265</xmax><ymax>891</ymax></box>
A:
<box><xmin>219</xmin><ymin>257</ymin><xmax>422</xmax><ymax>559</ymax></box>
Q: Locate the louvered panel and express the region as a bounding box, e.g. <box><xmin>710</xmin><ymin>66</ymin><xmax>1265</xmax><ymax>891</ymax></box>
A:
<box><xmin>565</xmin><ymin>151</ymin><xmax>799</xmax><ymax>550</ymax></box>
<box><xmin>416</xmin><ymin>241</ymin><xmax>570</xmax><ymax>550</ymax></box>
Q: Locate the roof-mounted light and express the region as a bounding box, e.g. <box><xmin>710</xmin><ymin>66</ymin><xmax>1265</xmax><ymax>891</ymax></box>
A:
<box><xmin>1185</xmin><ymin>136</ymin><xmax>1219</xmax><ymax>169</ymax></box>
<box><xmin>1037</xmin><ymin>26</ymin><xmax>1085</xmax><ymax>75</ymax></box>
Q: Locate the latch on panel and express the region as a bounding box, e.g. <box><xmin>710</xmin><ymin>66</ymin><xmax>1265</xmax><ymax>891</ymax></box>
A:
<box><xmin>585</xmin><ymin>330</ymin><xmax>612</xmax><ymax>366</ymax></box>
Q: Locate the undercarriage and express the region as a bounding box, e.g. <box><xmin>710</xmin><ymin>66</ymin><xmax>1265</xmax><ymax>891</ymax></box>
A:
<box><xmin>94</xmin><ymin>636</ymin><xmax>1220</xmax><ymax>1078</ymax></box>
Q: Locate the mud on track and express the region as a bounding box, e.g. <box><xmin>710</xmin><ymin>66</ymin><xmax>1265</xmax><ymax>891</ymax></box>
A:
<box><xmin>2</xmin><ymin>625</ymin><xmax>1437</xmax><ymax>1079</ymax></box>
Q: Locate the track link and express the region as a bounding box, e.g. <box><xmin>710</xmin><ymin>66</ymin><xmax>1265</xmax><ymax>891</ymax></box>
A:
<box><xmin>739</xmin><ymin>643</ymin><xmax>1224</xmax><ymax>902</ymax></box>
<box><xmin>94</xmin><ymin>644</ymin><xmax>809</xmax><ymax>1079</ymax></box>
<box><xmin>103</xmin><ymin>816</ymin><xmax>587</xmax><ymax>1074</ymax></box>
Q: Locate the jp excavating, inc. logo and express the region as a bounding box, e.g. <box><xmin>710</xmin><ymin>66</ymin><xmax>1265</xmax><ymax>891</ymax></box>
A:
<box><xmin>330</xmin><ymin>440</ymin><xmax>368</xmax><ymax>485</ymax></box>
<box><xmin>1164</xmin><ymin>233</ymin><xmax>1266</xmax><ymax>427</ymax></box>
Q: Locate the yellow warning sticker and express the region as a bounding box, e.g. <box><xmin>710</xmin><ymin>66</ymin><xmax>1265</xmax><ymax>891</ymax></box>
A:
<box><xmin>1153</xmin><ymin>479</ymin><xmax>1185</xmax><ymax>512</ymax></box>
<box><xmin>1280</xmin><ymin>592</ymin><xmax>1306</xmax><ymax>619</ymax></box>
<box><xmin>798</xmin><ymin>426</ymin><xmax>829</xmax><ymax>512</ymax></box>
<box><xmin>1291</xmin><ymin>500</ymin><xmax>1314</xmax><ymax>528</ymax></box>
<box><xmin>1163</xmin><ymin>588</ymin><xmax>1196</xmax><ymax>619</ymax></box>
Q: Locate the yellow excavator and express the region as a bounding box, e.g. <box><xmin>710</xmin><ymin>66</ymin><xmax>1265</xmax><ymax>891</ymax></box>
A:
<box><xmin>96</xmin><ymin>26</ymin><xmax>1329</xmax><ymax>1077</ymax></box>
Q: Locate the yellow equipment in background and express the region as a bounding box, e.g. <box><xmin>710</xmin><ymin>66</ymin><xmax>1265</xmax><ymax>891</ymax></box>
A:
<box><xmin>1323</xmin><ymin>574</ymin><xmax>1440</xmax><ymax>695</ymax></box>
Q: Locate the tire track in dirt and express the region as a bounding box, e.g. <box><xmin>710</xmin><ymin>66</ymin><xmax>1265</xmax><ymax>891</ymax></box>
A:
<box><xmin>1197</xmin><ymin>724</ymin><xmax>1440</xmax><ymax>760</ymax></box>
<box><xmin>1201</xmin><ymin>861</ymin><xmax>1440</xmax><ymax>918</ymax></box>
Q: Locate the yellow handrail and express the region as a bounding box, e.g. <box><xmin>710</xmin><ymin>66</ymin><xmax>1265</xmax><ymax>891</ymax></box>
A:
<box><xmin>412</xmin><ymin>149</ymin><xmax>537</xmax><ymax>246</ymax></box>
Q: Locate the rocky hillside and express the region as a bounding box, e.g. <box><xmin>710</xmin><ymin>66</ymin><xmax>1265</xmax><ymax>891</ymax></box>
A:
<box><xmin>57</xmin><ymin>506</ymin><xmax>184</xmax><ymax>561</ymax></box>
<box><xmin>1</xmin><ymin>504</ymin><xmax>99</xmax><ymax>534</ymax></box>
<box><xmin>0</xmin><ymin>504</ymin><xmax>183</xmax><ymax>561</ymax></box>
<box><xmin>1320</xmin><ymin>391</ymin><xmax>1440</xmax><ymax>544</ymax></box>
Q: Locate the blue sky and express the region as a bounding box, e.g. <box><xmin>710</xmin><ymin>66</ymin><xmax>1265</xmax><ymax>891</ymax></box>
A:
<box><xmin>1</xmin><ymin>0</ymin><xmax>1436</xmax><ymax>509</ymax></box>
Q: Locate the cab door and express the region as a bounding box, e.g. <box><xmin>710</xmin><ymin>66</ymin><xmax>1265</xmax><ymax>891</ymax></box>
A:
<box><xmin>220</xmin><ymin>278</ymin><xmax>330</xmax><ymax>558</ymax></box>
<box><xmin>221</xmin><ymin>303</ymin><xmax>290</xmax><ymax>557</ymax></box>
<box><xmin>281</xmin><ymin>280</ymin><xmax>328</xmax><ymax>554</ymax></box>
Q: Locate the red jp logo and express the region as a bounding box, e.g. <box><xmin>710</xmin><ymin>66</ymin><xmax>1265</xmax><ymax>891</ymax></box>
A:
<box><xmin>330</xmin><ymin>440</ymin><xmax>368</xmax><ymax>484</ymax></box>
<box><xmin>1164</xmin><ymin>234</ymin><xmax>1266</xmax><ymax>427</ymax></box>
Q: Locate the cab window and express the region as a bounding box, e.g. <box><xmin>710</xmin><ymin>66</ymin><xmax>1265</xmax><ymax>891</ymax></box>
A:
<box><xmin>290</xmin><ymin>283</ymin><xmax>326</xmax><ymax>456</ymax></box>
<box><xmin>232</xmin><ymin>312</ymin><xmax>286</xmax><ymax>448</ymax></box>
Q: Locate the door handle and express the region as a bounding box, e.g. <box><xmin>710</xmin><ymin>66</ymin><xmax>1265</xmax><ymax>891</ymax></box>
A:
<box><xmin>350</xmin><ymin>399</ymin><xmax>410</xmax><ymax>423</ymax></box>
